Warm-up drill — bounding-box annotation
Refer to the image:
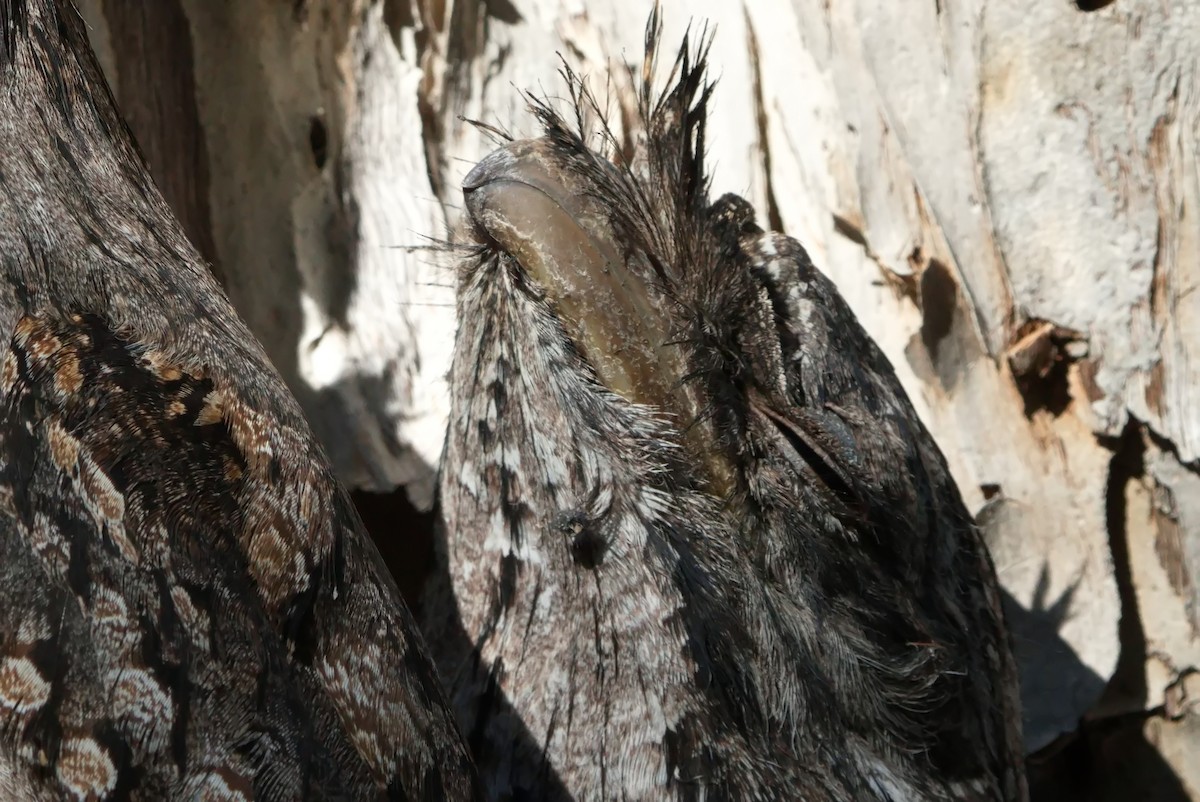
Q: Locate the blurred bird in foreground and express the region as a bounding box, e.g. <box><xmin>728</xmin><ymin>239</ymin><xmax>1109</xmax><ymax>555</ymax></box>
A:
<box><xmin>0</xmin><ymin>0</ymin><xmax>479</xmax><ymax>798</ymax></box>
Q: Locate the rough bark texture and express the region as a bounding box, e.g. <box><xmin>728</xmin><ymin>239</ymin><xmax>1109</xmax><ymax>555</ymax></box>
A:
<box><xmin>77</xmin><ymin>0</ymin><xmax>1199</xmax><ymax>798</ymax></box>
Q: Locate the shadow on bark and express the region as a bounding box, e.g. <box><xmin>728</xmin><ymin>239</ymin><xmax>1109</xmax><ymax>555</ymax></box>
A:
<box><xmin>1028</xmin><ymin>712</ymin><xmax>1192</xmax><ymax>802</ymax></box>
<box><xmin>346</xmin><ymin>431</ymin><xmax>572</xmax><ymax>801</ymax></box>
<box><xmin>1021</xmin><ymin>419</ymin><xmax>1191</xmax><ymax>801</ymax></box>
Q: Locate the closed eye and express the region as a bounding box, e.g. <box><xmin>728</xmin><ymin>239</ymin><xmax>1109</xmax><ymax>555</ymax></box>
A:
<box><xmin>749</xmin><ymin>393</ymin><xmax>863</xmax><ymax>512</ymax></box>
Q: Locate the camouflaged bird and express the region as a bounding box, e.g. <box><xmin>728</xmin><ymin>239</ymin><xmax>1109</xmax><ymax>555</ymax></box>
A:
<box><xmin>426</xmin><ymin>11</ymin><xmax>1027</xmax><ymax>801</ymax></box>
<box><xmin>0</xmin><ymin>0</ymin><xmax>479</xmax><ymax>798</ymax></box>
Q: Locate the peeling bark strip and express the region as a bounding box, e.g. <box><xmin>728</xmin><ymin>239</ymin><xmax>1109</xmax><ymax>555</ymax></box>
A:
<box><xmin>0</xmin><ymin>0</ymin><xmax>479</xmax><ymax>797</ymax></box>
<box><xmin>428</xmin><ymin>16</ymin><xmax>1025</xmax><ymax>800</ymax></box>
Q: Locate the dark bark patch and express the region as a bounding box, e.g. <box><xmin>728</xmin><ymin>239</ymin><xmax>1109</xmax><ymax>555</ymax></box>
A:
<box><xmin>919</xmin><ymin>258</ymin><xmax>957</xmax><ymax>357</ymax></box>
<box><xmin>308</xmin><ymin>115</ymin><xmax>328</xmax><ymax>170</ymax></box>
<box><xmin>1007</xmin><ymin>320</ymin><xmax>1086</xmax><ymax>418</ymax></box>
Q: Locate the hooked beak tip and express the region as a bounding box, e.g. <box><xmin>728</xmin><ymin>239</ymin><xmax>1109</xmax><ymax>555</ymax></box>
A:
<box><xmin>462</xmin><ymin>146</ymin><xmax>522</xmax><ymax>193</ymax></box>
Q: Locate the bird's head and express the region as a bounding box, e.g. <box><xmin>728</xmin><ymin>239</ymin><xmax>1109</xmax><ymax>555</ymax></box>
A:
<box><xmin>452</xmin><ymin>21</ymin><xmax>793</xmax><ymax>517</ymax></box>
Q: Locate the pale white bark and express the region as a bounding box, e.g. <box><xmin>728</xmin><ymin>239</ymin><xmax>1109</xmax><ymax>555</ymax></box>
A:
<box><xmin>81</xmin><ymin>0</ymin><xmax>1200</xmax><ymax>792</ymax></box>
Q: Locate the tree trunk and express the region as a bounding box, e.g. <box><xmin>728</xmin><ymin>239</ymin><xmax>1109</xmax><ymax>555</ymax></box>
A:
<box><xmin>79</xmin><ymin>0</ymin><xmax>1200</xmax><ymax>797</ymax></box>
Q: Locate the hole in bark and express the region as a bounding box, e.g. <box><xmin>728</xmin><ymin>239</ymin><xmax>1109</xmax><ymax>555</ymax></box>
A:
<box><xmin>1015</xmin><ymin>351</ymin><xmax>1073</xmax><ymax>418</ymax></box>
<box><xmin>1075</xmin><ymin>0</ymin><xmax>1115</xmax><ymax>10</ymax></box>
<box><xmin>1008</xmin><ymin>322</ymin><xmax>1085</xmax><ymax>418</ymax></box>
<box><xmin>308</xmin><ymin>116</ymin><xmax>328</xmax><ymax>170</ymax></box>
<box><xmin>919</xmin><ymin>259</ymin><xmax>957</xmax><ymax>357</ymax></box>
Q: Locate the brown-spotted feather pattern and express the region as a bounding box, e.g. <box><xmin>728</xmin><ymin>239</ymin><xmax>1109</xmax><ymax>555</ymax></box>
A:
<box><xmin>0</xmin><ymin>312</ymin><xmax>362</xmax><ymax>799</ymax></box>
<box><xmin>428</xmin><ymin>11</ymin><xmax>1026</xmax><ymax>802</ymax></box>
<box><xmin>0</xmin><ymin>0</ymin><xmax>479</xmax><ymax>798</ymax></box>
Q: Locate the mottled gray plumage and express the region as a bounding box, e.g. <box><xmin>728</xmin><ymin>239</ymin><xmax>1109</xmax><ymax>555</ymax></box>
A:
<box><xmin>427</xmin><ymin>12</ymin><xmax>1026</xmax><ymax>801</ymax></box>
<box><xmin>0</xmin><ymin>0</ymin><xmax>479</xmax><ymax>798</ymax></box>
